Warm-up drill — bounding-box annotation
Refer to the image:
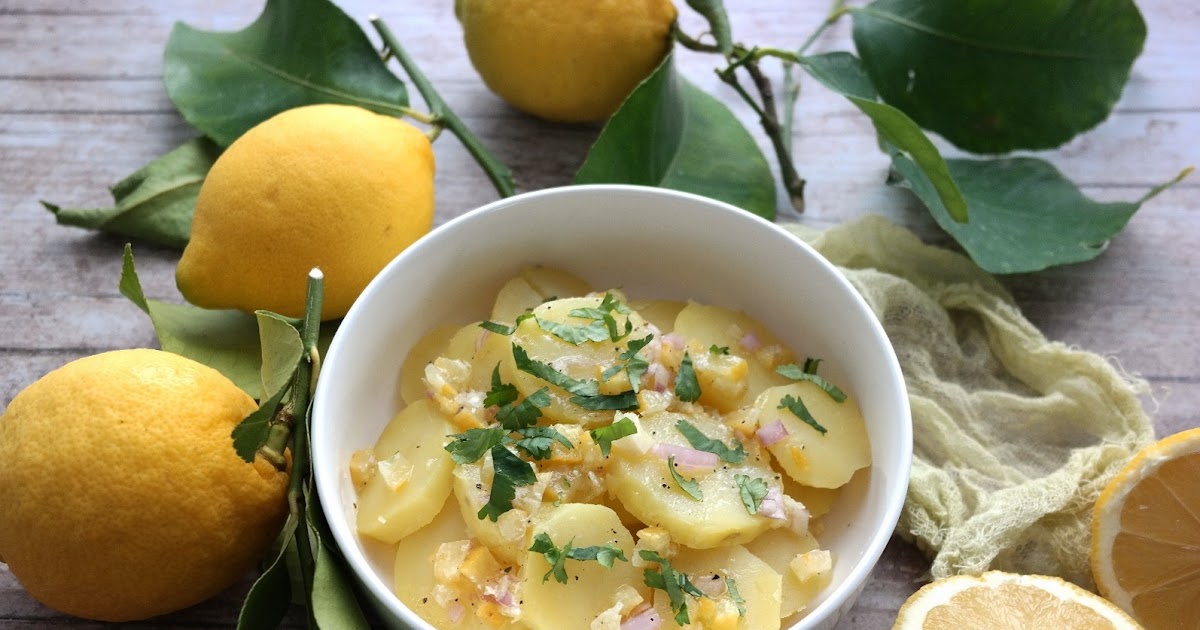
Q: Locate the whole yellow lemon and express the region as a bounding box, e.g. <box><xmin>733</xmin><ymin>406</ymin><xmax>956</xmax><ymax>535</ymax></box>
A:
<box><xmin>176</xmin><ymin>103</ymin><xmax>435</xmax><ymax>320</ymax></box>
<box><xmin>456</xmin><ymin>0</ymin><xmax>678</xmax><ymax>123</ymax></box>
<box><xmin>0</xmin><ymin>349</ymin><xmax>289</xmax><ymax>622</ymax></box>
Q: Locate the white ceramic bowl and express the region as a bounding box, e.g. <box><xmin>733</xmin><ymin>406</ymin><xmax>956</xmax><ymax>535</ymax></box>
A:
<box><xmin>312</xmin><ymin>184</ymin><xmax>911</xmax><ymax>630</ymax></box>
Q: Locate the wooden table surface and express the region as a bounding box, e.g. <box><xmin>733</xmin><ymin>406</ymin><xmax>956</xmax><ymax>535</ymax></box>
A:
<box><xmin>2</xmin><ymin>1</ymin><xmax>1196</xmax><ymax>628</ymax></box>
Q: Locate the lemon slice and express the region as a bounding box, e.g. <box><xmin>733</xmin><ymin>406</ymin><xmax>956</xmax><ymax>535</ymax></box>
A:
<box><xmin>892</xmin><ymin>571</ymin><xmax>1141</xmax><ymax>629</ymax></box>
<box><xmin>1091</xmin><ymin>427</ymin><xmax>1200</xmax><ymax>629</ymax></box>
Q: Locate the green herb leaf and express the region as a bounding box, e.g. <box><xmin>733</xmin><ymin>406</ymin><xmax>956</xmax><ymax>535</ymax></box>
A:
<box><xmin>535</xmin><ymin>317</ymin><xmax>612</xmax><ymax>344</ymax></box>
<box><xmin>529</xmin><ymin>533</ymin><xmax>628</xmax><ymax>584</ymax></box>
<box><xmin>589</xmin><ymin>417</ymin><xmax>639</xmax><ymax>457</ymax></box>
<box><xmin>479</xmin><ymin>316</ymin><xmax>529</xmax><ymax>336</ymax></box>
<box><xmin>444</xmin><ymin>428</ymin><xmax>508</xmax><ymax>464</ymax></box>
<box><xmin>735</xmin><ymin>475</ymin><xmax>770</xmax><ymax>515</ymax></box>
<box><xmin>514</xmin><ymin>426</ymin><xmax>573</xmax><ymax>461</ymax></box>
<box><xmin>601</xmin><ymin>335</ymin><xmax>653</xmax><ymax>393</ymax></box>
<box><xmin>891</xmin><ymin>158</ymin><xmax>1193</xmax><ymax>273</ymax></box>
<box><xmin>574</xmin><ymin>53</ymin><xmax>776</xmax><ymax>220</ymax></box>
<box><xmin>802</xmin><ymin>357</ymin><xmax>822</xmax><ymax>374</ymax></box>
<box><xmin>710</xmin><ymin>345</ymin><xmax>730</xmax><ymax>355</ymax></box>
<box><xmin>726</xmin><ymin>577</ymin><xmax>746</xmax><ymax>617</ymax></box>
<box><xmin>668</xmin><ymin>456</ymin><xmax>704</xmax><ymax>501</ymax></box>
<box><xmin>674</xmin><ymin>419</ymin><xmax>746</xmax><ymax>464</ymax></box>
<box><xmin>851</xmin><ymin>0</ymin><xmax>1146</xmax><ymax>153</ymax></box>
<box><xmin>484</xmin><ymin>365</ymin><xmax>520</xmax><ymax>408</ymax></box>
<box><xmin>779</xmin><ymin>394</ymin><xmax>828</xmax><ymax>434</ymax></box>
<box><xmin>641</xmin><ymin>550</ymin><xmax>703</xmax><ymax>625</ymax></box>
<box><xmin>42</xmin><ymin>137</ymin><xmax>219</xmax><ymax>249</ymax></box>
<box><xmin>164</xmin><ymin>0</ymin><xmax>409</xmax><ymax>146</ymax></box>
<box><xmin>478</xmin><ymin>445</ymin><xmax>538</xmax><ymax>521</ymax></box>
<box><xmin>512</xmin><ymin>343</ymin><xmax>639</xmax><ymax>411</ymax></box>
<box><xmin>674</xmin><ymin>351</ymin><xmax>702</xmax><ymax>403</ymax></box>
<box><xmin>496</xmin><ymin>387</ymin><xmax>551</xmax><ymax>430</ymax></box>
<box><xmin>797</xmin><ymin>51</ymin><xmax>967</xmax><ymax>223</ymax></box>
<box><xmin>775</xmin><ymin>363</ymin><xmax>847</xmax><ymax>403</ymax></box>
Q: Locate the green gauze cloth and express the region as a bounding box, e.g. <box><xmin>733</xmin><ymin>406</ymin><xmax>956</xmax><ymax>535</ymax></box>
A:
<box><xmin>783</xmin><ymin>215</ymin><xmax>1155</xmax><ymax>589</ymax></box>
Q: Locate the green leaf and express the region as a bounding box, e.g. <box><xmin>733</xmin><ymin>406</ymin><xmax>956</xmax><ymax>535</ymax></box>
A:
<box><xmin>236</xmin><ymin>515</ymin><xmax>298</xmax><ymax>630</ymax></box>
<box><xmin>120</xmin><ymin>244</ymin><xmax>263</xmax><ymax>394</ymax></box>
<box><xmin>445</xmin><ymin>427</ymin><xmax>508</xmax><ymax>465</ymax></box>
<box><xmin>529</xmin><ymin>533</ymin><xmax>627</xmax><ymax>584</ymax></box>
<box><xmin>684</xmin><ymin>0</ymin><xmax>733</xmax><ymax>54</ymax></box>
<box><xmin>674</xmin><ymin>352</ymin><xmax>701</xmax><ymax>403</ymax></box>
<box><xmin>668</xmin><ymin>456</ymin><xmax>704</xmax><ymax>501</ymax></box>
<box><xmin>891</xmin><ymin>158</ymin><xmax>1192</xmax><ymax>273</ymax></box>
<box><xmin>164</xmin><ymin>0</ymin><xmax>409</xmax><ymax>146</ymax></box>
<box><xmin>511</xmin><ymin>343</ymin><xmax>639</xmax><ymax>411</ymax></box>
<box><xmin>478</xmin><ymin>445</ymin><xmax>538</xmax><ymax>522</ymax></box>
<box><xmin>230</xmin><ymin>384</ymin><xmax>288</xmax><ymax>462</ymax></box>
<box><xmin>574</xmin><ymin>53</ymin><xmax>776</xmax><ymax>220</ymax></box>
<box><xmin>535</xmin><ymin>317</ymin><xmax>612</xmax><ymax>345</ymax></box>
<box><xmin>726</xmin><ymin>577</ymin><xmax>746</xmax><ymax>616</ymax></box>
<box><xmin>42</xmin><ymin>138</ymin><xmax>219</xmax><ymax>249</ymax></box>
<box><xmin>255</xmin><ymin>311</ymin><xmax>304</xmax><ymax>402</ymax></box>
<box><xmin>674</xmin><ymin>419</ymin><xmax>746</xmax><ymax>464</ymax></box>
<box><xmin>851</xmin><ymin>0</ymin><xmax>1146</xmax><ymax>153</ymax></box>
<box><xmin>589</xmin><ymin>417</ymin><xmax>639</xmax><ymax>457</ymax></box>
<box><xmin>734</xmin><ymin>475</ymin><xmax>769</xmax><ymax>515</ymax></box>
<box><xmin>496</xmin><ymin>387</ymin><xmax>551</xmax><ymax>430</ymax></box>
<box><xmin>798</xmin><ymin>52</ymin><xmax>968</xmax><ymax>223</ymax></box>
<box><xmin>775</xmin><ymin>363</ymin><xmax>847</xmax><ymax>403</ymax></box>
<box><xmin>514</xmin><ymin>426</ymin><xmax>573</xmax><ymax>461</ymax></box>
<box><xmin>779</xmin><ymin>394</ymin><xmax>827</xmax><ymax>434</ymax></box>
<box><xmin>306</xmin><ymin>483</ymin><xmax>371</xmax><ymax>629</ymax></box>
<box><xmin>641</xmin><ymin>550</ymin><xmax>703</xmax><ymax>625</ymax></box>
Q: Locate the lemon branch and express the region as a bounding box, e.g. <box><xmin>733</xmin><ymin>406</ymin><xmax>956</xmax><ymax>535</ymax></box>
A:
<box><xmin>371</xmin><ymin>16</ymin><xmax>517</xmax><ymax>199</ymax></box>
<box><xmin>675</xmin><ymin>1</ymin><xmax>849</xmax><ymax>212</ymax></box>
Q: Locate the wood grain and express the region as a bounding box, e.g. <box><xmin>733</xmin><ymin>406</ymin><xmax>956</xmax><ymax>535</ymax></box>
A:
<box><xmin>1</xmin><ymin>0</ymin><xmax>1196</xmax><ymax>628</ymax></box>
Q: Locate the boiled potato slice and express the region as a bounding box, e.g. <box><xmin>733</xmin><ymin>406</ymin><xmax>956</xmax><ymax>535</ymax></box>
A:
<box><xmin>356</xmin><ymin>399</ymin><xmax>455</xmax><ymax>543</ymax></box>
<box><xmin>400</xmin><ymin>322</ymin><xmax>460</xmax><ymax>405</ymax></box>
<box><xmin>755</xmin><ymin>382</ymin><xmax>870</xmax><ymax>489</ymax></box>
<box><xmin>445</xmin><ymin>321</ymin><xmax>514</xmax><ymax>394</ymax></box>
<box><xmin>652</xmin><ymin>544</ymin><xmax>782</xmax><ymax>630</ymax></box>
<box><xmin>607</xmin><ymin>411</ymin><xmax>780</xmax><ymax>549</ymax></box>
<box><xmin>491</xmin><ymin>266</ymin><xmax>592</xmax><ymax>322</ymax></box>
<box><xmin>629</xmin><ymin>299</ymin><xmax>686</xmax><ymax>332</ymax></box>
<box><xmin>499</xmin><ymin>295</ymin><xmax>651</xmax><ymax>427</ymax></box>
<box><xmin>782</xmin><ymin>475</ymin><xmax>841</xmax><ymax>520</ymax></box>
<box><xmin>744</xmin><ymin>526</ymin><xmax>832</xmax><ymax>616</ymax></box>
<box><xmin>673</xmin><ymin>302</ymin><xmax>793</xmax><ymax>406</ymax></box>
<box><xmin>520</xmin><ymin>503</ymin><xmax>645</xmax><ymax>630</ymax></box>
<box><xmin>393</xmin><ymin>501</ymin><xmax>521</xmax><ymax>629</ymax></box>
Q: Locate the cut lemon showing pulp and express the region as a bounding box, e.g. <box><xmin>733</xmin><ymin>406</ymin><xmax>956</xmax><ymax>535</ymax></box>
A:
<box><xmin>892</xmin><ymin>571</ymin><xmax>1142</xmax><ymax>629</ymax></box>
<box><xmin>1091</xmin><ymin>427</ymin><xmax>1200</xmax><ymax>629</ymax></box>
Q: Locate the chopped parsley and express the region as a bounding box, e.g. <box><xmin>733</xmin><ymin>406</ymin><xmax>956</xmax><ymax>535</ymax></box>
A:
<box><xmin>668</xmin><ymin>456</ymin><xmax>703</xmax><ymax>501</ymax></box>
<box><xmin>589</xmin><ymin>416</ymin><xmax>639</xmax><ymax>457</ymax></box>
<box><xmin>775</xmin><ymin>361</ymin><xmax>847</xmax><ymax>403</ymax></box>
<box><xmin>710</xmin><ymin>344</ymin><xmax>730</xmax><ymax>355</ymax></box>
<box><xmin>444</xmin><ymin>427</ymin><xmax>508</xmax><ymax>464</ymax></box>
<box><xmin>779</xmin><ymin>393</ymin><xmax>828</xmax><ymax>434</ymax></box>
<box><xmin>674</xmin><ymin>419</ymin><xmax>746</xmax><ymax>464</ymax></box>
<box><xmin>674</xmin><ymin>351</ymin><xmax>702</xmax><ymax>402</ymax></box>
<box><xmin>640</xmin><ymin>550</ymin><xmax>704</xmax><ymax>625</ymax></box>
<box><xmin>511</xmin><ymin>343</ymin><xmax>638</xmax><ymax>411</ymax></box>
<box><xmin>567</xmin><ymin>292</ymin><xmax>634</xmax><ymax>342</ymax></box>
<box><xmin>600</xmin><ymin>334</ymin><xmax>653</xmax><ymax>393</ymax></box>
<box><xmin>477</xmin><ymin>444</ymin><xmax>538</xmax><ymax>521</ymax></box>
<box><xmin>479</xmin><ymin>312</ymin><xmax>534</xmax><ymax>335</ymax></box>
<box><xmin>534</xmin><ymin>316</ymin><xmax>612</xmax><ymax>344</ymax></box>
<box><xmin>726</xmin><ymin>577</ymin><xmax>746</xmax><ymax>616</ymax></box>
<box><xmin>528</xmin><ymin>532</ymin><xmax>627</xmax><ymax>584</ymax></box>
<box><xmin>735</xmin><ymin>474</ymin><xmax>770</xmax><ymax>515</ymax></box>
<box><xmin>513</xmin><ymin>426</ymin><xmax>573</xmax><ymax>460</ymax></box>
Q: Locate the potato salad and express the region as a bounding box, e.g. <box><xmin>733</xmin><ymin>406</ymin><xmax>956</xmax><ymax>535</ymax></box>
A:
<box><xmin>350</xmin><ymin>267</ymin><xmax>872</xmax><ymax>630</ymax></box>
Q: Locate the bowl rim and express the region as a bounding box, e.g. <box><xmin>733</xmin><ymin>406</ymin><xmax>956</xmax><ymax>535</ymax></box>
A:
<box><xmin>312</xmin><ymin>183</ymin><xmax>912</xmax><ymax>629</ymax></box>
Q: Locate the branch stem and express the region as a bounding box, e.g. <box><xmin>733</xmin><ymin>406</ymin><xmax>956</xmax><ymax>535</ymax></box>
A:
<box><xmin>371</xmin><ymin>16</ymin><xmax>516</xmax><ymax>198</ymax></box>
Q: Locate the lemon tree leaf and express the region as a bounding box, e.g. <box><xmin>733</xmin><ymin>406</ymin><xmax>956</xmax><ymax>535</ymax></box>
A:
<box><xmin>797</xmin><ymin>52</ymin><xmax>967</xmax><ymax>223</ymax></box>
<box><xmin>41</xmin><ymin>138</ymin><xmax>219</xmax><ymax>249</ymax></box>
<box><xmin>684</xmin><ymin>0</ymin><xmax>733</xmax><ymax>54</ymax></box>
<box><xmin>890</xmin><ymin>158</ymin><xmax>1192</xmax><ymax>273</ymax></box>
<box><xmin>574</xmin><ymin>53</ymin><xmax>776</xmax><ymax>220</ymax></box>
<box><xmin>851</xmin><ymin>0</ymin><xmax>1146</xmax><ymax>153</ymax></box>
<box><xmin>256</xmin><ymin>311</ymin><xmax>304</xmax><ymax>402</ymax></box>
<box><xmin>236</xmin><ymin>515</ymin><xmax>299</xmax><ymax>630</ymax></box>
<box><xmin>306</xmin><ymin>484</ymin><xmax>371</xmax><ymax>629</ymax></box>
<box><xmin>120</xmin><ymin>245</ymin><xmax>263</xmax><ymax>394</ymax></box>
<box><xmin>164</xmin><ymin>0</ymin><xmax>409</xmax><ymax>146</ymax></box>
